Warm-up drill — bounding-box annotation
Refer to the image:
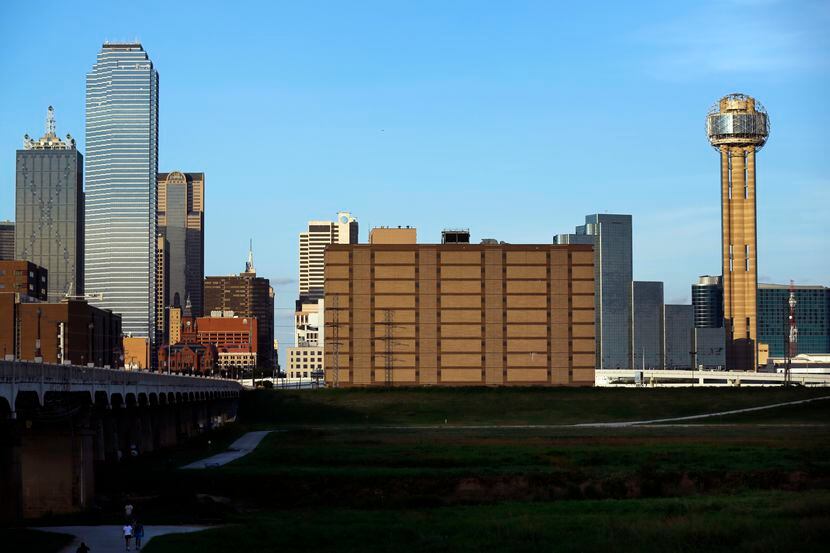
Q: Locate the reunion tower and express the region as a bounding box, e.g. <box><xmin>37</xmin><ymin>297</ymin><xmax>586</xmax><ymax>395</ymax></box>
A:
<box><xmin>706</xmin><ymin>93</ymin><xmax>770</xmax><ymax>371</ymax></box>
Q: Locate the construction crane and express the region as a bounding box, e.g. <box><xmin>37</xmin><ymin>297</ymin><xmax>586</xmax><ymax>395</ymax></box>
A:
<box><xmin>64</xmin><ymin>293</ymin><xmax>104</xmax><ymax>301</ymax></box>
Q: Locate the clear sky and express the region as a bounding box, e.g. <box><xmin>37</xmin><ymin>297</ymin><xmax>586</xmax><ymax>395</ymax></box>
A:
<box><xmin>1</xmin><ymin>0</ymin><xmax>828</xmax><ymax>358</ymax></box>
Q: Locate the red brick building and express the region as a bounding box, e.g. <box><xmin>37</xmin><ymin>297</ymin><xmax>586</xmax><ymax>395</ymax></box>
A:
<box><xmin>158</xmin><ymin>343</ymin><xmax>216</xmax><ymax>374</ymax></box>
<box><xmin>168</xmin><ymin>315</ymin><xmax>257</xmax><ymax>371</ymax></box>
<box><xmin>0</xmin><ymin>260</ymin><xmax>47</xmax><ymax>301</ymax></box>
<box><xmin>0</xmin><ymin>293</ymin><xmax>122</xmax><ymax>366</ymax></box>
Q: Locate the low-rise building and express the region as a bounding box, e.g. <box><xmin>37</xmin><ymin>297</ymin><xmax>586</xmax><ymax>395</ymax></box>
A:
<box><xmin>0</xmin><ymin>294</ymin><xmax>121</xmax><ymax>366</ymax></box>
<box><xmin>287</xmin><ymin>345</ymin><xmax>324</xmax><ymax>379</ymax></box>
<box><xmin>158</xmin><ymin>343</ymin><xmax>216</xmax><ymax>374</ymax></box>
<box><xmin>123</xmin><ymin>337</ymin><xmax>150</xmax><ymax>370</ymax></box>
<box><xmin>324</xmin><ymin>242</ymin><xmax>596</xmax><ymax>386</ymax></box>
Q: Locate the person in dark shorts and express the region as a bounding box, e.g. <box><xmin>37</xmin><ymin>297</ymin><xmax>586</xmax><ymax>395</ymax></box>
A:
<box><xmin>134</xmin><ymin>522</ymin><xmax>145</xmax><ymax>550</ymax></box>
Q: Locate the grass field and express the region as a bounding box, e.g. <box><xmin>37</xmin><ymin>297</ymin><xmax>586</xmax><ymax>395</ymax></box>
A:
<box><xmin>143</xmin><ymin>491</ymin><xmax>830</xmax><ymax>553</ymax></box>
<box><xmin>239</xmin><ymin>386</ymin><xmax>830</xmax><ymax>426</ymax></box>
<box><xmin>25</xmin><ymin>386</ymin><xmax>830</xmax><ymax>552</ymax></box>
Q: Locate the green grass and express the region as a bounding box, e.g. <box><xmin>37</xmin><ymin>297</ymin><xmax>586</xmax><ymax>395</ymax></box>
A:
<box><xmin>240</xmin><ymin>386</ymin><xmax>830</xmax><ymax>427</ymax></box>
<box><xmin>143</xmin><ymin>490</ymin><xmax>830</xmax><ymax>553</ymax></box>
<box><xmin>0</xmin><ymin>528</ymin><xmax>73</xmax><ymax>553</ymax></box>
<box><xmin>70</xmin><ymin>385</ymin><xmax>830</xmax><ymax>553</ymax></box>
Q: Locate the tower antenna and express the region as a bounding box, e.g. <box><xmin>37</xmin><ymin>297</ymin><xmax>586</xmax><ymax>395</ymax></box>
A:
<box><xmin>245</xmin><ymin>238</ymin><xmax>255</xmax><ymax>273</ymax></box>
<box><xmin>46</xmin><ymin>106</ymin><xmax>56</xmax><ymax>135</ymax></box>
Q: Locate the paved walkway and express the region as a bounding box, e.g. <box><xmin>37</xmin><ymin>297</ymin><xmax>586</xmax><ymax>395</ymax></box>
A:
<box><xmin>298</xmin><ymin>395</ymin><xmax>830</xmax><ymax>431</ymax></box>
<box><xmin>36</xmin><ymin>525</ymin><xmax>210</xmax><ymax>553</ymax></box>
<box><xmin>575</xmin><ymin>394</ymin><xmax>830</xmax><ymax>427</ymax></box>
<box><xmin>181</xmin><ymin>430</ymin><xmax>272</xmax><ymax>469</ymax></box>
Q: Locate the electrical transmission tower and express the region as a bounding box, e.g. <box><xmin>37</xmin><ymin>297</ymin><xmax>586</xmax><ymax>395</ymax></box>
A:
<box><xmin>330</xmin><ymin>295</ymin><xmax>340</xmax><ymax>388</ymax></box>
<box><xmin>383</xmin><ymin>309</ymin><xmax>393</xmax><ymax>387</ymax></box>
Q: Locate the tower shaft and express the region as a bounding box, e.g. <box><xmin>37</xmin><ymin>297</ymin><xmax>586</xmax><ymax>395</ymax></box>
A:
<box><xmin>720</xmin><ymin>145</ymin><xmax>758</xmax><ymax>370</ymax></box>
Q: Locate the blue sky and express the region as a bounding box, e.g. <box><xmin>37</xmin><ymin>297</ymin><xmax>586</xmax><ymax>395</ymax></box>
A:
<box><xmin>1</xmin><ymin>0</ymin><xmax>828</xmax><ymax>356</ymax></box>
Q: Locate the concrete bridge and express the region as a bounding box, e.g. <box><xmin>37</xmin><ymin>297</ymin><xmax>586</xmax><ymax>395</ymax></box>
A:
<box><xmin>595</xmin><ymin>368</ymin><xmax>830</xmax><ymax>387</ymax></box>
<box><xmin>0</xmin><ymin>360</ymin><xmax>242</xmax><ymax>522</ymax></box>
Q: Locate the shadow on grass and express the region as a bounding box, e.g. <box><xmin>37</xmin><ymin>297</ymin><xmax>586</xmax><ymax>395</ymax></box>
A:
<box><xmin>0</xmin><ymin>528</ymin><xmax>73</xmax><ymax>553</ymax></box>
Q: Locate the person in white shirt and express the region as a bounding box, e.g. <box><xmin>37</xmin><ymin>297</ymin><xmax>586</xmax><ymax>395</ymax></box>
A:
<box><xmin>123</xmin><ymin>523</ymin><xmax>133</xmax><ymax>551</ymax></box>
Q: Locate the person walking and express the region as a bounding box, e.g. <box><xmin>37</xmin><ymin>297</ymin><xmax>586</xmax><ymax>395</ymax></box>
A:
<box><xmin>76</xmin><ymin>542</ymin><xmax>91</xmax><ymax>553</ymax></box>
<box><xmin>123</xmin><ymin>522</ymin><xmax>133</xmax><ymax>551</ymax></box>
<box><xmin>134</xmin><ymin>522</ymin><xmax>145</xmax><ymax>550</ymax></box>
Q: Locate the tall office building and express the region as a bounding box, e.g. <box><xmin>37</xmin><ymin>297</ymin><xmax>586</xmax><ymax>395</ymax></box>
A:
<box><xmin>631</xmin><ymin>281</ymin><xmax>664</xmax><ymax>369</ymax></box>
<box><xmin>706</xmin><ymin>93</ymin><xmax>769</xmax><ymax>370</ymax></box>
<box><xmin>15</xmin><ymin>107</ymin><xmax>84</xmax><ymax>301</ymax></box>
<box><xmin>759</xmin><ymin>284</ymin><xmax>829</xmax><ymax>357</ymax></box>
<box><xmin>299</xmin><ymin>211</ymin><xmax>358</xmax><ymax>302</ymax></box>
<box><xmin>204</xmin><ymin>247</ymin><xmax>274</xmax><ymax>368</ymax></box>
<box><xmin>664</xmin><ymin>304</ymin><xmax>694</xmax><ymax>369</ymax></box>
<box><xmin>85</xmin><ymin>43</ymin><xmax>159</xmax><ymax>342</ymax></box>
<box><xmin>0</xmin><ymin>222</ymin><xmax>14</xmax><ymax>260</ymax></box>
<box><xmin>555</xmin><ymin>214</ymin><xmax>632</xmax><ymax>369</ymax></box>
<box><xmin>692</xmin><ymin>275</ymin><xmax>723</xmax><ymax>328</ymax></box>
<box><xmin>156</xmin><ymin>171</ymin><xmax>205</xmax><ymax>346</ymax></box>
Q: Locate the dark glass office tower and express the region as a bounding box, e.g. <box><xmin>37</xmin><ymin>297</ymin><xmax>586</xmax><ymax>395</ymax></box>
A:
<box><xmin>631</xmin><ymin>281</ymin><xmax>664</xmax><ymax>369</ymax></box>
<box><xmin>15</xmin><ymin>107</ymin><xmax>84</xmax><ymax>301</ymax></box>
<box><xmin>556</xmin><ymin>214</ymin><xmax>632</xmax><ymax>369</ymax></box>
<box><xmin>692</xmin><ymin>275</ymin><xmax>723</xmax><ymax>328</ymax></box>
<box><xmin>0</xmin><ymin>222</ymin><xmax>14</xmax><ymax>260</ymax></box>
<box><xmin>759</xmin><ymin>284</ymin><xmax>829</xmax><ymax>357</ymax></box>
<box><xmin>664</xmin><ymin>304</ymin><xmax>693</xmax><ymax>369</ymax></box>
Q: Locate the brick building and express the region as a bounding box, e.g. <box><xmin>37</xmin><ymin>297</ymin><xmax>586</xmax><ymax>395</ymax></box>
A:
<box><xmin>324</xmin><ymin>243</ymin><xmax>595</xmax><ymax>386</ymax></box>
<box><xmin>158</xmin><ymin>343</ymin><xmax>216</xmax><ymax>374</ymax></box>
<box><xmin>0</xmin><ymin>261</ymin><xmax>48</xmax><ymax>301</ymax></box>
<box><xmin>174</xmin><ymin>314</ymin><xmax>257</xmax><ymax>371</ymax></box>
<box><xmin>204</xmin><ymin>251</ymin><xmax>273</xmax><ymax>368</ymax></box>
<box><xmin>0</xmin><ymin>294</ymin><xmax>121</xmax><ymax>366</ymax></box>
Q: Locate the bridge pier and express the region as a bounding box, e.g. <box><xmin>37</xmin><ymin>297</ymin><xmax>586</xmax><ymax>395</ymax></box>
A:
<box><xmin>0</xmin><ymin>360</ymin><xmax>241</xmax><ymax>523</ymax></box>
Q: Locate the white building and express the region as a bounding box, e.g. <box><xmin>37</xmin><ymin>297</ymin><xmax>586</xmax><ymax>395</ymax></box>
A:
<box><xmin>288</xmin><ymin>299</ymin><xmax>325</xmax><ymax>379</ymax></box>
<box><xmin>299</xmin><ymin>211</ymin><xmax>357</xmax><ymax>301</ymax></box>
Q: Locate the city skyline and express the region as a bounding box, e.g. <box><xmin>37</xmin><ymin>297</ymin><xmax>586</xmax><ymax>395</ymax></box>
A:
<box><xmin>1</xmin><ymin>1</ymin><xmax>828</xmax><ymax>354</ymax></box>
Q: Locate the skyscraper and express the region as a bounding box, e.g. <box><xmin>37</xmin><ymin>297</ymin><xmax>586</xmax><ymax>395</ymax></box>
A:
<box><xmin>555</xmin><ymin>214</ymin><xmax>632</xmax><ymax>369</ymax></box>
<box><xmin>0</xmin><ymin>222</ymin><xmax>15</xmax><ymax>260</ymax></box>
<box><xmin>157</xmin><ymin>171</ymin><xmax>205</xmax><ymax>316</ymax></box>
<box><xmin>85</xmin><ymin>43</ymin><xmax>159</xmax><ymax>343</ymax></box>
<box><xmin>204</xmin><ymin>246</ymin><xmax>274</xmax><ymax>369</ymax></box>
<box><xmin>692</xmin><ymin>275</ymin><xmax>723</xmax><ymax>328</ymax></box>
<box><xmin>758</xmin><ymin>284</ymin><xmax>829</xmax><ymax>357</ymax></box>
<box><xmin>664</xmin><ymin>304</ymin><xmax>693</xmax><ymax>369</ymax></box>
<box><xmin>15</xmin><ymin>107</ymin><xmax>84</xmax><ymax>301</ymax></box>
<box><xmin>631</xmin><ymin>281</ymin><xmax>664</xmax><ymax>369</ymax></box>
<box><xmin>706</xmin><ymin>93</ymin><xmax>769</xmax><ymax>370</ymax></box>
<box><xmin>299</xmin><ymin>211</ymin><xmax>358</xmax><ymax>302</ymax></box>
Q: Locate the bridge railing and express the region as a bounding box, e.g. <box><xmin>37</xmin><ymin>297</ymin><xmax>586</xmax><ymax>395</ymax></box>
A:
<box><xmin>0</xmin><ymin>359</ymin><xmax>241</xmax><ymax>390</ymax></box>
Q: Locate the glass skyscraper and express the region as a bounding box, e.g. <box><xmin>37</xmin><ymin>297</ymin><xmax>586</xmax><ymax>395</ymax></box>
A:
<box><xmin>692</xmin><ymin>275</ymin><xmax>723</xmax><ymax>328</ymax></box>
<box><xmin>631</xmin><ymin>281</ymin><xmax>664</xmax><ymax>369</ymax></box>
<box><xmin>85</xmin><ymin>43</ymin><xmax>158</xmax><ymax>342</ymax></box>
<box><xmin>758</xmin><ymin>284</ymin><xmax>829</xmax><ymax>357</ymax></box>
<box><xmin>16</xmin><ymin>107</ymin><xmax>84</xmax><ymax>302</ymax></box>
<box><xmin>555</xmin><ymin>214</ymin><xmax>632</xmax><ymax>369</ymax></box>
